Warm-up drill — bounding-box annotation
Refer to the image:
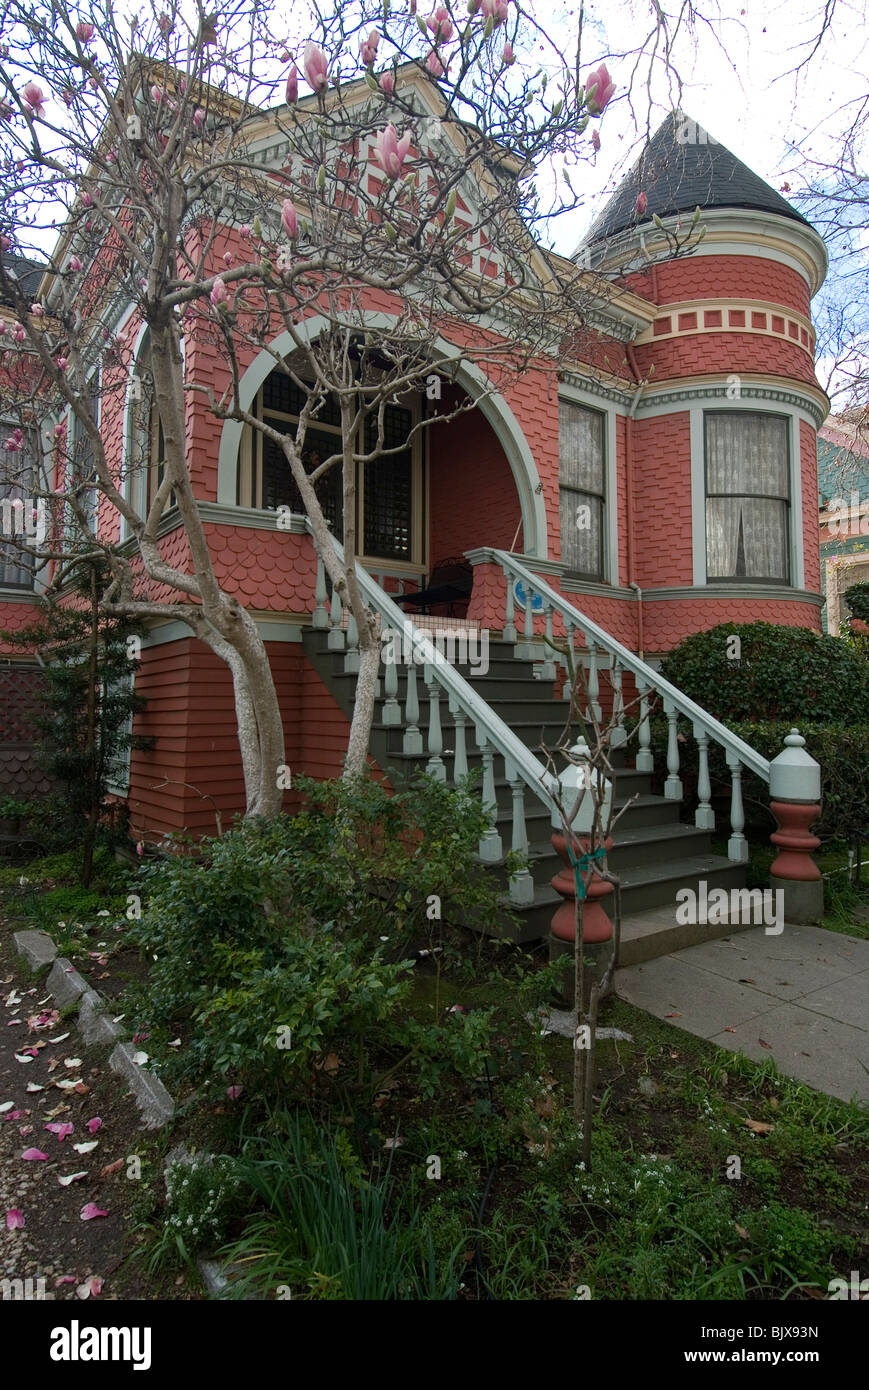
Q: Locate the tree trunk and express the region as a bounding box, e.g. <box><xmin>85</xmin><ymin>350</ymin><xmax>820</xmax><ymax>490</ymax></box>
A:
<box><xmin>82</xmin><ymin>565</ymin><xmax>100</xmax><ymax>888</ymax></box>
<box><xmin>344</xmin><ymin>635</ymin><xmax>381</xmax><ymax>779</ymax></box>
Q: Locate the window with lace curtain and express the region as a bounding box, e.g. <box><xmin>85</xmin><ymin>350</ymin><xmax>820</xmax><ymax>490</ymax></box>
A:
<box><xmin>559</xmin><ymin>399</ymin><xmax>606</xmax><ymax>580</ymax></box>
<box><xmin>0</xmin><ymin>426</ymin><xmax>38</xmax><ymax>589</ymax></box>
<box><xmin>705</xmin><ymin>412</ymin><xmax>791</xmax><ymax>583</ymax></box>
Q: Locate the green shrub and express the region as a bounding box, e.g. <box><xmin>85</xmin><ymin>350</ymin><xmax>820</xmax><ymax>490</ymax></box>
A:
<box><xmin>659</xmin><ymin>621</ymin><xmax>869</xmax><ymax>724</ymax></box>
<box><xmin>128</xmin><ymin>775</ymin><xmax>547</xmax><ymax>1104</ymax></box>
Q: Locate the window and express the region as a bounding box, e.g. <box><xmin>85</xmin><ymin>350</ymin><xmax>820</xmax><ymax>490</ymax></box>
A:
<box><xmin>103</xmin><ymin>665</ymin><xmax>135</xmax><ymax>797</ymax></box>
<box><xmin>705</xmin><ymin>412</ymin><xmax>790</xmax><ymax>583</ymax></box>
<box><xmin>241</xmin><ymin>370</ymin><xmax>423</xmax><ymax>567</ymax></box>
<box><xmin>0</xmin><ymin>426</ymin><xmax>38</xmax><ymax>589</ymax></box>
<box><xmin>68</xmin><ymin>372</ymin><xmax>100</xmax><ymax>540</ymax></box>
<box><xmin>559</xmin><ymin>400</ymin><xmax>606</xmax><ymax>579</ymax></box>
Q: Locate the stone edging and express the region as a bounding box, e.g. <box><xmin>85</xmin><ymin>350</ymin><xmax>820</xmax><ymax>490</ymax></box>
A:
<box><xmin>12</xmin><ymin>929</ymin><xmax>174</xmax><ymax>1130</ymax></box>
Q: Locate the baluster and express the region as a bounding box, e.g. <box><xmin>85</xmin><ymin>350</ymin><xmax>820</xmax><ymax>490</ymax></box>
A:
<box><xmin>423</xmin><ymin>663</ymin><xmax>446</xmax><ymax>782</ymax></box>
<box><xmin>403</xmin><ymin>656</ymin><xmax>423</xmax><ymax>754</ymax></box>
<box><xmin>382</xmin><ymin>631</ymin><xmax>401</xmax><ymax>726</ymax></box>
<box><xmin>693</xmin><ymin>724</ymin><xmax>715</xmax><ymax>829</ymax></box>
<box><xmin>344</xmin><ymin>608</ymin><xmax>360</xmax><ymax>674</ymax></box>
<box><xmin>312</xmin><ymin>547</ymin><xmax>328</xmax><ymax>629</ymax></box>
<box><xmin>663</xmin><ymin>697</ymin><xmax>683</xmax><ymax>800</ymax></box>
<box><xmin>503</xmin><ymin>574</ymin><xmax>517</xmax><ymax>644</ymax></box>
<box><xmin>610</xmin><ymin>658</ymin><xmax>626</xmax><ymax>748</ymax></box>
<box><xmin>505</xmin><ymin>758</ymin><xmax>535</xmax><ymax>905</ymax></box>
<box><xmin>449</xmin><ymin>692</ymin><xmax>469</xmax><ymax>783</ymax></box>
<box><xmin>726</xmin><ymin>752</ymin><xmax>748</xmax><ymax>862</ymax></box>
<box><xmin>562</xmin><ymin>623</ymin><xmax>575</xmax><ymax>702</ymax></box>
<box><xmin>475</xmin><ymin>728</ymin><xmax>503</xmax><ymax>862</ymax></box>
<box><xmin>540</xmin><ymin>601</ymin><xmax>557</xmax><ymax>681</ymax></box>
<box><xmin>523</xmin><ymin>584</ymin><xmax>535</xmax><ymax>642</ymax></box>
<box><xmin>586</xmin><ymin>642</ymin><xmax>602</xmax><ymax>724</ymax></box>
<box><xmin>636</xmin><ymin>680</ymin><xmax>654</xmax><ymax>772</ymax></box>
<box><xmin>327</xmin><ymin>582</ymin><xmax>345</xmax><ymax>651</ymax></box>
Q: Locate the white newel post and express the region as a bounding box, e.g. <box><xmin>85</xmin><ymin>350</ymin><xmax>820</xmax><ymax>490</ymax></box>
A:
<box><xmin>768</xmin><ymin>729</ymin><xmax>823</xmax><ymax>924</ymax></box>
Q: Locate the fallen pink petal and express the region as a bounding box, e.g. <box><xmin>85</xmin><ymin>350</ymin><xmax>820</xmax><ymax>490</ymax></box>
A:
<box><xmin>80</xmin><ymin>1203</ymin><xmax>108</xmax><ymax>1221</ymax></box>
<box><xmin>87</xmin><ymin>1117</ymin><xmax>102</xmax><ymax>1134</ymax></box>
<box><xmin>5</xmin><ymin>1209</ymin><xmax>24</xmax><ymax>1229</ymax></box>
<box><xmin>21</xmin><ymin>1147</ymin><xmax>49</xmax><ymax>1160</ymax></box>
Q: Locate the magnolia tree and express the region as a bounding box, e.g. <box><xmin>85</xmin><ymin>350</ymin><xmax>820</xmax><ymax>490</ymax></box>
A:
<box><xmin>0</xmin><ymin>0</ymin><xmax>680</xmax><ymax>813</ymax></box>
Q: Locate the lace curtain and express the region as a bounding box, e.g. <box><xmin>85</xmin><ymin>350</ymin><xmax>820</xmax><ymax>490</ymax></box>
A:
<box><xmin>559</xmin><ymin>400</ymin><xmax>605</xmax><ymax>577</ymax></box>
<box><xmin>705</xmin><ymin>413</ymin><xmax>790</xmax><ymax>581</ymax></box>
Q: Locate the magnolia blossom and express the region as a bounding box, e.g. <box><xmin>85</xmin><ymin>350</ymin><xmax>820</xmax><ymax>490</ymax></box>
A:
<box><xmin>503</xmin><ymin>41</ymin><xmax>514</xmax><ymax>65</ymax></box>
<box><xmin>372</xmin><ymin>124</ymin><xmax>412</xmax><ymax>179</ymax></box>
<box><xmin>30</xmin><ymin>302</ymin><xmax>45</xmax><ymax>317</ymax></box>
<box><xmin>281</xmin><ymin>198</ymin><xmax>299</xmax><ymax>239</ymax></box>
<box><xmin>150</xmin><ymin>84</ymin><xmax>165</xmax><ymax>104</ymax></box>
<box><xmin>481</xmin><ymin>0</ymin><xmax>509</xmax><ymax>25</ymax></box>
<box><xmin>67</xmin><ymin>255</ymin><xmax>82</xmax><ymax>272</ymax></box>
<box><xmin>304</xmin><ymin>42</ymin><xmax>328</xmax><ymax>93</ymax></box>
<box><xmin>75</xmin><ymin>20</ymin><xmax>94</xmax><ymax>42</ymax></box>
<box><xmin>635</xmin><ymin>191</ymin><xmax>648</xmax><ymax>216</ymax></box>
<box><xmin>285</xmin><ymin>65</ymin><xmax>298</xmax><ymax>103</ymax></box>
<box><xmin>55</xmin><ymin>356</ymin><xmax>68</xmax><ymax>370</ymax></box>
<box><xmin>210</xmin><ymin>276</ymin><xmax>230</xmax><ymax>307</ymax></box>
<box><xmin>192</xmin><ymin>108</ymin><xmax>206</xmax><ymax>130</ymax></box>
<box><xmin>360</xmin><ymin>29</ymin><xmax>380</xmax><ymax>66</ymax></box>
<box><xmin>427</xmin><ymin>6</ymin><xmax>454</xmax><ymax>42</ymax></box>
<box><xmin>379</xmin><ymin>71</ymin><xmax>395</xmax><ymax>96</ymax></box>
<box><xmin>158</xmin><ymin>13</ymin><xmax>172</xmax><ymax>35</ymax></box>
<box><xmin>591</xmin><ymin>128</ymin><xmax>601</xmax><ymax>152</ymax></box>
<box><xmin>0</xmin><ymin>234</ymin><xmax>11</xmax><ymax>250</ymax></box>
<box><xmin>468</xmin><ymin>0</ymin><xmax>481</xmax><ymax>12</ymax></box>
<box><xmin>426</xmin><ymin>48</ymin><xmax>445</xmax><ymax>78</ymax></box>
<box><xmin>585</xmin><ymin>63</ymin><xmax>615</xmax><ymax>116</ymax></box>
<box><xmin>22</xmin><ymin>82</ymin><xmax>45</xmax><ymax>117</ymax></box>
<box><xmin>81</xmin><ymin>191</ymin><xmax>93</xmax><ymax>207</ymax></box>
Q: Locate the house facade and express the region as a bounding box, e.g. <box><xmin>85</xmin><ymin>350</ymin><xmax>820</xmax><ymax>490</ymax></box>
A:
<box><xmin>817</xmin><ymin>411</ymin><xmax>869</xmax><ymax>633</ymax></box>
<box><xmin>1</xmin><ymin>109</ymin><xmax>829</xmax><ymax>864</ymax></box>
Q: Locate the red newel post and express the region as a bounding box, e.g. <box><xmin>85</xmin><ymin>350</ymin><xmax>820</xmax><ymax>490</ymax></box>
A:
<box><xmin>769</xmin><ymin>728</ymin><xmax>823</xmax><ymax>925</ymax></box>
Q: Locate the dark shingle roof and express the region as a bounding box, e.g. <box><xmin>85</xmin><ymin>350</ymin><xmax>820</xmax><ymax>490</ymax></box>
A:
<box><xmin>584</xmin><ymin>111</ymin><xmax>810</xmax><ymax>246</ymax></box>
<box><xmin>0</xmin><ymin>252</ymin><xmax>45</xmax><ymax>306</ymax></box>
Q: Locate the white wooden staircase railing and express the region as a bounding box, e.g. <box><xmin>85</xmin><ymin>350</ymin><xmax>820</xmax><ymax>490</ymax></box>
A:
<box><xmin>492</xmin><ymin>550</ymin><xmax>771</xmax><ymax>864</ymax></box>
<box><xmin>309</xmin><ymin>525</ymin><xmax>560</xmax><ymax>906</ymax></box>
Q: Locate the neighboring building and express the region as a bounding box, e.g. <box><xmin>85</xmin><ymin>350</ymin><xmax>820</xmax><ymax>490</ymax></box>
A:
<box><xmin>817</xmin><ymin>410</ymin><xmax>869</xmax><ymax>633</ymax></box>
<box><xmin>0</xmin><ymin>104</ymin><xmax>830</xmax><ymax>934</ymax></box>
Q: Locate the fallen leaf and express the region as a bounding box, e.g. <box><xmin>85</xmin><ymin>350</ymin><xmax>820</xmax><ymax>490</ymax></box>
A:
<box><xmin>735</xmin><ymin>1223</ymin><xmax>750</xmax><ymax>1240</ymax></box>
<box><xmin>745</xmin><ymin>1119</ymin><xmax>774</xmax><ymax>1134</ymax></box>
<box><xmin>723</xmin><ymin>1026</ymin><xmax>737</xmax><ymax>1033</ymax></box>
<box><xmin>73</xmin><ymin>1083</ymin><xmax>90</xmax><ymax>1095</ymax></box>
<box><xmin>664</xmin><ymin>1011</ymin><xmax>681</xmax><ymax>1018</ymax></box>
<box><xmin>758</xmin><ymin>1039</ymin><xmax>773</xmax><ymax>1050</ymax></box>
<box><xmin>57</xmin><ymin>1171</ymin><xmax>88</xmax><ymax>1186</ymax></box>
<box><xmin>80</xmin><ymin>1203</ymin><xmax>108</xmax><ymax>1221</ymax></box>
<box><xmin>533</xmin><ymin>1094</ymin><xmax>555</xmax><ymax>1118</ymax></box>
<box><xmin>99</xmin><ymin>1158</ymin><xmax>124</xmax><ymax>1177</ymax></box>
<box><xmin>769</xmin><ymin>1097</ymin><xmax>780</xmax><ymax>1110</ymax></box>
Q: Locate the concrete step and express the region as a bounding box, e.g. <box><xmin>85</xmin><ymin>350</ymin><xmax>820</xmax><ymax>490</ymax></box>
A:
<box><xmin>617</xmin><ymin>901</ymin><xmax>762</xmax><ymax>967</ymax></box>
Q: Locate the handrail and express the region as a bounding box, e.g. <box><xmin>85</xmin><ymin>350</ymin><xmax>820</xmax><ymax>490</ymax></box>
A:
<box><xmin>305</xmin><ymin>522</ymin><xmax>561</xmax><ymax>816</ymax></box>
<box><xmin>494</xmin><ymin>549</ymin><xmax>771</xmax><ymax>784</ymax></box>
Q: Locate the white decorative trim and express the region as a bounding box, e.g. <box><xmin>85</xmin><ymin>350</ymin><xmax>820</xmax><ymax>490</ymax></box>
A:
<box><xmin>139</xmin><ymin>615</ymin><xmax>304</xmax><ymax>649</ymax></box>
<box><xmin>689</xmin><ymin>406</ymin><xmax>706</xmax><ymax>586</ymax></box>
<box><xmin>637</xmin><ymin>380</ymin><xmax>827</xmax><ymax>429</ymax></box>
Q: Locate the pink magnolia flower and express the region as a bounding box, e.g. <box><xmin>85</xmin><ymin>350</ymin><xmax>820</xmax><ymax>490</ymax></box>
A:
<box><xmin>158</xmin><ymin>13</ymin><xmax>172</xmax><ymax>35</ymax></box>
<box><xmin>240</xmin><ymin>223</ymin><xmax>253</xmax><ymax>238</ymax></box>
<box><xmin>192</xmin><ymin>108</ymin><xmax>206</xmax><ymax>130</ymax></box>
<box><xmin>67</xmin><ymin>255</ymin><xmax>82</xmax><ymax>272</ymax></box>
<box><xmin>372</xmin><ymin>124</ymin><xmax>412</xmax><ymax>179</ymax></box>
<box><xmin>481</xmin><ymin>0</ymin><xmax>509</xmax><ymax>25</ymax></box>
<box><xmin>379</xmin><ymin>71</ymin><xmax>395</xmax><ymax>96</ymax></box>
<box><xmin>22</xmin><ymin>82</ymin><xmax>45</xmax><ymax>118</ymax></box>
<box><xmin>635</xmin><ymin>191</ymin><xmax>648</xmax><ymax>217</ymax></box>
<box><xmin>80</xmin><ymin>1203</ymin><xmax>108</xmax><ymax>1220</ymax></box>
<box><xmin>585</xmin><ymin>63</ymin><xmax>615</xmax><ymax>116</ymax></box>
<box><xmin>280</xmin><ymin>49</ymin><xmax>291</xmax><ymax>62</ymax></box>
<box><xmin>150</xmin><ymin>84</ymin><xmax>164</xmax><ymax>104</ymax></box>
<box><xmin>360</xmin><ymin>29</ymin><xmax>380</xmax><ymax>67</ymax></box>
<box><xmin>591</xmin><ymin>128</ymin><xmax>601</xmax><ymax>152</ymax></box>
<box><xmin>281</xmin><ymin>198</ymin><xmax>298</xmax><ymax>239</ymax></box>
<box><xmin>56</xmin><ymin>357</ymin><xmax>68</xmax><ymax>370</ymax></box>
<box><xmin>427</xmin><ymin>6</ymin><xmax>454</xmax><ymax>42</ymax></box>
<box><xmin>303</xmin><ymin>42</ymin><xmax>328</xmax><ymax>94</ymax></box>
<box><xmin>81</xmin><ymin>191</ymin><xmax>93</xmax><ymax>207</ymax></box>
<box><xmin>86</xmin><ymin>1117</ymin><xmax>102</xmax><ymax>1134</ymax></box>
<box><xmin>30</xmin><ymin>302</ymin><xmax>45</xmax><ymax>317</ymax></box>
<box><xmin>426</xmin><ymin>49</ymin><xmax>445</xmax><ymax>78</ymax></box>
<box><xmin>226</xmin><ymin>1085</ymin><xmax>243</xmax><ymax>1100</ymax></box>
<box><xmin>503</xmin><ymin>41</ymin><xmax>515</xmax><ymax>66</ymax></box>
<box><xmin>285</xmin><ymin>65</ymin><xmax>298</xmax><ymax>103</ymax></box>
<box><xmin>0</xmin><ymin>234</ymin><xmax>11</xmax><ymax>250</ymax></box>
<box><xmin>75</xmin><ymin>21</ymin><xmax>94</xmax><ymax>42</ymax></box>
<box><xmin>6</xmin><ymin>1209</ymin><xmax>24</xmax><ymax>1229</ymax></box>
<box><xmin>135</xmin><ymin>840</ymin><xmax>144</xmax><ymax>856</ymax></box>
<box><xmin>210</xmin><ymin>277</ymin><xmax>230</xmax><ymax>308</ymax></box>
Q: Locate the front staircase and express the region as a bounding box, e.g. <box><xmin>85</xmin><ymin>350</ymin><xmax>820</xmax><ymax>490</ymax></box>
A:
<box><xmin>302</xmin><ymin>529</ymin><xmax>775</xmax><ymax>966</ymax></box>
<box><xmin>303</xmin><ymin>626</ymin><xmax>748</xmax><ymax>965</ymax></box>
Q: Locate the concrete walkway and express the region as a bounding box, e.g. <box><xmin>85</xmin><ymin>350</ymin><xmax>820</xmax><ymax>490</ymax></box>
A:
<box><xmin>615</xmin><ymin>923</ymin><xmax>869</xmax><ymax>1105</ymax></box>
